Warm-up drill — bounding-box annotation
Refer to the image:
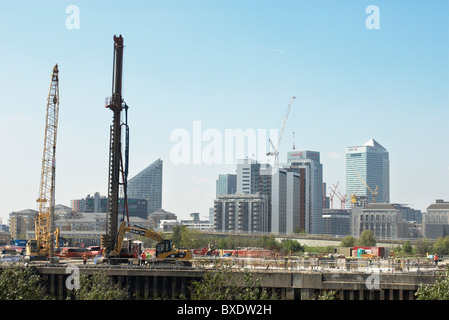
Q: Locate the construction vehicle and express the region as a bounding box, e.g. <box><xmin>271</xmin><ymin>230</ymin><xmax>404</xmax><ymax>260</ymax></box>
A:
<box><xmin>104</xmin><ymin>222</ymin><xmax>193</xmax><ymax>266</ymax></box>
<box><xmin>26</xmin><ymin>64</ymin><xmax>61</xmax><ymax>261</ymax></box>
<box><xmin>100</xmin><ymin>36</ymin><xmax>192</xmax><ymax>267</ymax></box>
<box><xmin>101</xmin><ymin>34</ymin><xmax>131</xmax><ymax>257</ymax></box>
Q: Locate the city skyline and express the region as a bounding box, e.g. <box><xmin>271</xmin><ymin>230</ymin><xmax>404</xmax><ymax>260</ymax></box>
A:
<box><xmin>1</xmin><ymin>1</ymin><xmax>448</xmax><ymax>224</ymax></box>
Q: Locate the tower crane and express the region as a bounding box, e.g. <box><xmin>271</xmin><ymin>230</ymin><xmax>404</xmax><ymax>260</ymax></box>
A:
<box><xmin>26</xmin><ymin>64</ymin><xmax>61</xmax><ymax>259</ymax></box>
<box><xmin>352</xmin><ymin>169</ymin><xmax>378</xmax><ymax>203</ymax></box>
<box><xmin>329</xmin><ymin>182</ymin><xmax>339</xmax><ymax>209</ymax></box>
<box><xmin>267</xmin><ymin>96</ymin><xmax>295</xmax><ymax>168</ymax></box>
<box><xmin>102</xmin><ymin>35</ymin><xmax>130</xmax><ymax>257</ymax></box>
<box><xmin>350</xmin><ymin>186</ymin><xmax>360</xmax><ymax>207</ymax></box>
<box><xmin>335</xmin><ymin>188</ymin><xmax>347</xmax><ymax>210</ymax></box>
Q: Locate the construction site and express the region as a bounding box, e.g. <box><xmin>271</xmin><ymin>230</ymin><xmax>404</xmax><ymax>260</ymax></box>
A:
<box><xmin>0</xmin><ymin>34</ymin><xmax>444</xmax><ymax>301</ymax></box>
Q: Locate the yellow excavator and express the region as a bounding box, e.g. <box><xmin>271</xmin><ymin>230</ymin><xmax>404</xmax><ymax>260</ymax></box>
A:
<box><xmin>105</xmin><ymin>221</ymin><xmax>193</xmax><ymax>266</ymax></box>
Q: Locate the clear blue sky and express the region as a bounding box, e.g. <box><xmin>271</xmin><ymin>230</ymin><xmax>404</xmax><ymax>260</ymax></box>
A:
<box><xmin>1</xmin><ymin>0</ymin><xmax>448</xmax><ymax>225</ymax></box>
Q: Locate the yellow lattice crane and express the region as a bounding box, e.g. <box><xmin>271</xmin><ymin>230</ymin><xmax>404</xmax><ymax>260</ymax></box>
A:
<box><xmin>352</xmin><ymin>169</ymin><xmax>378</xmax><ymax>204</ymax></box>
<box><xmin>26</xmin><ymin>64</ymin><xmax>60</xmax><ymax>259</ymax></box>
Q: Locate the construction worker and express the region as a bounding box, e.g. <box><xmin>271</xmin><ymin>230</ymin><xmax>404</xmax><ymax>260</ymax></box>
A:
<box><xmin>141</xmin><ymin>251</ymin><xmax>146</xmax><ymax>265</ymax></box>
<box><xmin>434</xmin><ymin>253</ymin><xmax>439</xmax><ymax>266</ymax></box>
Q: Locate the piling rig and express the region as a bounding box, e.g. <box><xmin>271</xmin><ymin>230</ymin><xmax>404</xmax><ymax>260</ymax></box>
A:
<box><xmin>102</xmin><ymin>35</ymin><xmax>130</xmax><ymax>257</ymax></box>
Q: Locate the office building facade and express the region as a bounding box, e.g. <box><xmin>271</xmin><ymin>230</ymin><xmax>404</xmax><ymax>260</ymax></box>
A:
<box><xmin>322</xmin><ymin>209</ymin><xmax>350</xmax><ymax>237</ymax></box>
<box><xmin>346</xmin><ymin>139</ymin><xmax>389</xmax><ymax>207</ymax></box>
<box><xmin>236</xmin><ymin>158</ymin><xmax>261</xmax><ymax>194</ymax></box>
<box><xmin>285</xmin><ymin>150</ymin><xmax>323</xmax><ymax>235</ymax></box>
<box><xmin>271</xmin><ymin>169</ymin><xmax>301</xmax><ymax>234</ymax></box>
<box><xmin>423</xmin><ymin>199</ymin><xmax>449</xmax><ymax>239</ymax></box>
<box><xmin>351</xmin><ymin>203</ymin><xmax>418</xmax><ymax>240</ymax></box>
<box><xmin>216</xmin><ymin>174</ymin><xmax>237</xmax><ymax>196</ymax></box>
<box><xmin>127</xmin><ymin>158</ymin><xmax>163</xmax><ymax>215</ymax></box>
<box><xmin>214</xmin><ymin>193</ymin><xmax>269</xmax><ymax>233</ymax></box>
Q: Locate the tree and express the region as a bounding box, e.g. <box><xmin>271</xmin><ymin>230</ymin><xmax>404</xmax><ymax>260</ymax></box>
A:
<box><xmin>356</xmin><ymin>230</ymin><xmax>376</xmax><ymax>247</ymax></box>
<box><xmin>415</xmin><ymin>238</ymin><xmax>433</xmax><ymax>255</ymax></box>
<box><xmin>191</xmin><ymin>260</ymin><xmax>273</xmax><ymax>300</ymax></box>
<box><xmin>171</xmin><ymin>225</ymin><xmax>203</xmax><ymax>249</ymax></box>
<box><xmin>340</xmin><ymin>235</ymin><xmax>356</xmax><ymax>247</ymax></box>
<box><xmin>0</xmin><ymin>265</ymin><xmax>52</xmax><ymax>300</ymax></box>
<box><xmin>433</xmin><ymin>236</ymin><xmax>449</xmax><ymax>255</ymax></box>
<box><xmin>70</xmin><ymin>270</ymin><xmax>129</xmax><ymax>300</ymax></box>
<box><xmin>416</xmin><ymin>269</ymin><xmax>449</xmax><ymax>300</ymax></box>
<box><xmin>171</xmin><ymin>225</ymin><xmax>184</xmax><ymax>247</ymax></box>
<box><xmin>281</xmin><ymin>239</ymin><xmax>304</xmax><ymax>255</ymax></box>
<box><xmin>259</xmin><ymin>235</ymin><xmax>280</xmax><ymax>251</ymax></box>
<box><xmin>401</xmin><ymin>240</ymin><xmax>413</xmax><ymax>254</ymax></box>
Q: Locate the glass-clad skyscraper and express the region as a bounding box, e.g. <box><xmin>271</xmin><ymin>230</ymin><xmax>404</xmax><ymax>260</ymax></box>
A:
<box><xmin>216</xmin><ymin>174</ymin><xmax>237</xmax><ymax>197</ymax></box>
<box><xmin>127</xmin><ymin>158</ymin><xmax>163</xmax><ymax>215</ymax></box>
<box><xmin>345</xmin><ymin>139</ymin><xmax>389</xmax><ymax>208</ymax></box>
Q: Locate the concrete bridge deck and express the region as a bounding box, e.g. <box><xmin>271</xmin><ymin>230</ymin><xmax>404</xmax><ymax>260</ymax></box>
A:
<box><xmin>27</xmin><ymin>260</ymin><xmax>439</xmax><ymax>300</ymax></box>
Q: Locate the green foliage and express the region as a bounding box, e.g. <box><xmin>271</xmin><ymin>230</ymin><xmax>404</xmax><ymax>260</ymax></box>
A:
<box><xmin>416</xmin><ymin>268</ymin><xmax>449</xmax><ymax>300</ymax></box>
<box><xmin>311</xmin><ymin>290</ymin><xmax>338</xmax><ymax>300</ymax></box>
<box><xmin>414</xmin><ymin>238</ymin><xmax>433</xmax><ymax>255</ymax></box>
<box><xmin>259</xmin><ymin>235</ymin><xmax>281</xmax><ymax>251</ymax></box>
<box><xmin>355</xmin><ymin>230</ymin><xmax>376</xmax><ymax>247</ymax></box>
<box><xmin>432</xmin><ymin>236</ymin><xmax>449</xmax><ymax>255</ymax></box>
<box><xmin>171</xmin><ymin>225</ymin><xmax>203</xmax><ymax>249</ymax></box>
<box><xmin>191</xmin><ymin>260</ymin><xmax>274</xmax><ymax>300</ymax></box>
<box><xmin>401</xmin><ymin>241</ymin><xmax>413</xmax><ymax>254</ymax></box>
<box><xmin>70</xmin><ymin>270</ymin><xmax>129</xmax><ymax>300</ymax></box>
<box><xmin>281</xmin><ymin>239</ymin><xmax>304</xmax><ymax>254</ymax></box>
<box><xmin>304</xmin><ymin>245</ymin><xmax>334</xmax><ymax>254</ymax></box>
<box><xmin>0</xmin><ymin>265</ymin><xmax>52</xmax><ymax>300</ymax></box>
<box><xmin>340</xmin><ymin>235</ymin><xmax>356</xmax><ymax>247</ymax></box>
<box><xmin>392</xmin><ymin>240</ymin><xmax>414</xmax><ymax>256</ymax></box>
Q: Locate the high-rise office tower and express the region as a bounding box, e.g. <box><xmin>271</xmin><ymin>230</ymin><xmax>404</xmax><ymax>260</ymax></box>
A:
<box><xmin>345</xmin><ymin>139</ymin><xmax>390</xmax><ymax>207</ymax></box>
<box><xmin>216</xmin><ymin>174</ymin><xmax>237</xmax><ymax>197</ymax></box>
<box><xmin>285</xmin><ymin>150</ymin><xmax>323</xmax><ymax>235</ymax></box>
<box><xmin>271</xmin><ymin>169</ymin><xmax>301</xmax><ymax>234</ymax></box>
<box><xmin>236</xmin><ymin>158</ymin><xmax>261</xmax><ymax>194</ymax></box>
<box><xmin>127</xmin><ymin>158</ymin><xmax>163</xmax><ymax>215</ymax></box>
<box><xmin>236</xmin><ymin>158</ymin><xmax>274</xmax><ymax>231</ymax></box>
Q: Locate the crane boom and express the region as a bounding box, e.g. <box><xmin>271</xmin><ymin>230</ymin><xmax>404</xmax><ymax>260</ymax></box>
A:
<box><xmin>352</xmin><ymin>169</ymin><xmax>378</xmax><ymax>203</ymax></box>
<box><xmin>27</xmin><ymin>64</ymin><xmax>60</xmax><ymax>257</ymax></box>
<box><xmin>267</xmin><ymin>96</ymin><xmax>295</xmax><ymax>168</ymax></box>
<box><xmin>278</xmin><ymin>96</ymin><xmax>295</xmax><ymax>148</ymax></box>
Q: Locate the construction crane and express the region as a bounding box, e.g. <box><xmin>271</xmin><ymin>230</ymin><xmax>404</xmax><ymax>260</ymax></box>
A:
<box><xmin>335</xmin><ymin>188</ymin><xmax>347</xmax><ymax>210</ymax></box>
<box><xmin>267</xmin><ymin>96</ymin><xmax>295</xmax><ymax>168</ymax></box>
<box><xmin>26</xmin><ymin>64</ymin><xmax>60</xmax><ymax>259</ymax></box>
<box><xmin>328</xmin><ymin>182</ymin><xmax>339</xmax><ymax>209</ymax></box>
<box><xmin>102</xmin><ymin>35</ymin><xmax>130</xmax><ymax>257</ymax></box>
<box><xmin>352</xmin><ymin>169</ymin><xmax>378</xmax><ymax>203</ymax></box>
<box><xmin>350</xmin><ymin>186</ymin><xmax>360</xmax><ymax>207</ymax></box>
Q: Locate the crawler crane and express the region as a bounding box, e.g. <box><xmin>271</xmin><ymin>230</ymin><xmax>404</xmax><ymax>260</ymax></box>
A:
<box><xmin>26</xmin><ymin>64</ymin><xmax>61</xmax><ymax>259</ymax></box>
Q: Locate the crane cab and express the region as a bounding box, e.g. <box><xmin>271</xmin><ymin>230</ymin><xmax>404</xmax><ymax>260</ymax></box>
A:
<box><xmin>155</xmin><ymin>240</ymin><xmax>173</xmax><ymax>257</ymax></box>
